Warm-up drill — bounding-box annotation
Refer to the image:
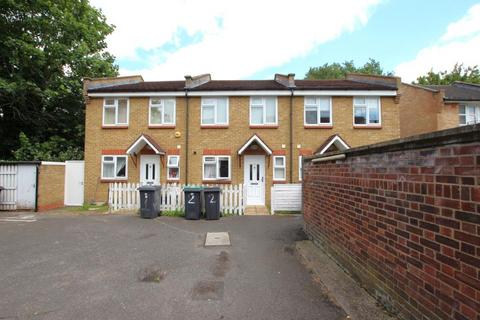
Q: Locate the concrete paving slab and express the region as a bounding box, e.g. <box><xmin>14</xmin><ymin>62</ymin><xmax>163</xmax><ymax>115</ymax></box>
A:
<box><xmin>205</xmin><ymin>232</ymin><xmax>231</xmax><ymax>246</ymax></box>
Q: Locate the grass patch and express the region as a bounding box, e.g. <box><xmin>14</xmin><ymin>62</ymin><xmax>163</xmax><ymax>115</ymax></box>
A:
<box><xmin>66</xmin><ymin>203</ymin><xmax>109</xmax><ymax>213</ymax></box>
<box><xmin>161</xmin><ymin>210</ymin><xmax>185</xmax><ymax>217</ymax></box>
<box><xmin>274</xmin><ymin>211</ymin><xmax>302</xmax><ymax>215</ymax></box>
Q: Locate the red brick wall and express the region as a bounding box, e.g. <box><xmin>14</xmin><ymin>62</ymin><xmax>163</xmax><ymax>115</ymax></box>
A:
<box><xmin>303</xmin><ymin>128</ymin><xmax>480</xmax><ymax>320</ymax></box>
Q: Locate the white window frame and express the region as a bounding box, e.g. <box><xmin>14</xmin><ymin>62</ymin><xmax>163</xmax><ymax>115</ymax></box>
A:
<box><xmin>166</xmin><ymin>155</ymin><xmax>180</xmax><ymax>180</ymax></box>
<box><xmin>273</xmin><ymin>156</ymin><xmax>286</xmax><ymax>181</ymax></box>
<box><xmin>353</xmin><ymin>96</ymin><xmax>381</xmax><ymax>126</ymax></box>
<box><xmin>201</xmin><ymin>97</ymin><xmax>229</xmax><ymax>125</ymax></box>
<box><xmin>202</xmin><ymin>156</ymin><xmax>231</xmax><ymax>180</ymax></box>
<box><xmin>101</xmin><ymin>155</ymin><xmax>128</xmax><ymax>180</ymax></box>
<box><xmin>249</xmin><ymin>97</ymin><xmax>278</xmax><ymax>125</ymax></box>
<box><xmin>102</xmin><ymin>98</ymin><xmax>129</xmax><ymax>126</ymax></box>
<box><xmin>299</xmin><ymin>156</ymin><xmax>303</xmax><ymax>181</ymax></box>
<box><xmin>149</xmin><ymin>98</ymin><xmax>176</xmax><ymax>125</ymax></box>
<box><xmin>459</xmin><ymin>104</ymin><xmax>480</xmax><ymax>125</ymax></box>
<box><xmin>304</xmin><ymin>97</ymin><xmax>332</xmax><ymax>126</ymax></box>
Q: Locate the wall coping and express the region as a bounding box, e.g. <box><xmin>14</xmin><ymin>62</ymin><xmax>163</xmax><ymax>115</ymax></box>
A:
<box><xmin>305</xmin><ymin>123</ymin><xmax>480</xmax><ymax>162</ymax></box>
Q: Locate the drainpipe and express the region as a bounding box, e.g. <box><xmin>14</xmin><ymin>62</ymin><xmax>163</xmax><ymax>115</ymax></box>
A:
<box><xmin>34</xmin><ymin>164</ymin><xmax>39</xmax><ymax>212</ymax></box>
<box><xmin>289</xmin><ymin>88</ymin><xmax>294</xmax><ymax>183</ymax></box>
<box><xmin>184</xmin><ymin>89</ymin><xmax>189</xmax><ymax>184</ymax></box>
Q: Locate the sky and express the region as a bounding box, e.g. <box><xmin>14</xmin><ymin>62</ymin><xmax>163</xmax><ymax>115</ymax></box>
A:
<box><xmin>90</xmin><ymin>0</ymin><xmax>480</xmax><ymax>82</ymax></box>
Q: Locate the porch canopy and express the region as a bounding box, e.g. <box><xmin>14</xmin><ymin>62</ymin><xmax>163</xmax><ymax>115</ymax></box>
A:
<box><xmin>237</xmin><ymin>134</ymin><xmax>272</xmax><ymax>155</ymax></box>
<box><xmin>315</xmin><ymin>134</ymin><xmax>350</xmax><ymax>155</ymax></box>
<box><xmin>126</xmin><ymin>134</ymin><xmax>166</xmax><ymax>155</ymax></box>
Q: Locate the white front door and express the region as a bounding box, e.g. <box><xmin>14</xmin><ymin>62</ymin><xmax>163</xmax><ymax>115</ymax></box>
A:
<box><xmin>64</xmin><ymin>161</ymin><xmax>84</xmax><ymax>206</ymax></box>
<box><xmin>244</xmin><ymin>155</ymin><xmax>265</xmax><ymax>205</ymax></box>
<box><xmin>140</xmin><ymin>155</ymin><xmax>160</xmax><ymax>185</ymax></box>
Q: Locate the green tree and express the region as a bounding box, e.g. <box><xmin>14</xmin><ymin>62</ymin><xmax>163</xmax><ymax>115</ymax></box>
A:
<box><xmin>415</xmin><ymin>63</ymin><xmax>480</xmax><ymax>85</ymax></box>
<box><xmin>304</xmin><ymin>58</ymin><xmax>392</xmax><ymax>79</ymax></box>
<box><xmin>0</xmin><ymin>0</ymin><xmax>118</xmax><ymax>160</ymax></box>
<box><xmin>13</xmin><ymin>132</ymin><xmax>83</xmax><ymax>161</ymax></box>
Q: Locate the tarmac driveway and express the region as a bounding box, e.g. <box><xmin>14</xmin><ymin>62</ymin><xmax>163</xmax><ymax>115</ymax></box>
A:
<box><xmin>0</xmin><ymin>213</ymin><xmax>345</xmax><ymax>320</ymax></box>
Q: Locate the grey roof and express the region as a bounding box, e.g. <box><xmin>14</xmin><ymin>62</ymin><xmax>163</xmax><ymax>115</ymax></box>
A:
<box><xmin>424</xmin><ymin>82</ymin><xmax>480</xmax><ymax>101</ymax></box>
<box><xmin>88</xmin><ymin>79</ymin><xmax>397</xmax><ymax>93</ymax></box>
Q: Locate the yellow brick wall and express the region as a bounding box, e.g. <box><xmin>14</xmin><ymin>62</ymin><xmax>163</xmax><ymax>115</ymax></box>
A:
<box><xmin>397</xmin><ymin>84</ymin><xmax>444</xmax><ymax>138</ymax></box>
<box><xmin>37</xmin><ymin>164</ymin><xmax>65</xmax><ymax>211</ymax></box>
<box><xmin>438</xmin><ymin>103</ymin><xmax>459</xmax><ymax>130</ymax></box>
<box><xmin>84</xmin><ymin>95</ymin><xmax>401</xmax><ymax>205</ymax></box>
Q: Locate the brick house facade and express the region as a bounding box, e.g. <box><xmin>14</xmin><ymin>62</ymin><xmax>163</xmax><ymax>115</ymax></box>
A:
<box><xmin>83</xmin><ymin>73</ymin><xmax>436</xmax><ymax>206</ymax></box>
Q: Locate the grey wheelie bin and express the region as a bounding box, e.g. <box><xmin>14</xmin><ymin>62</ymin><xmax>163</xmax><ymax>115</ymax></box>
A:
<box><xmin>184</xmin><ymin>186</ymin><xmax>203</xmax><ymax>220</ymax></box>
<box><xmin>138</xmin><ymin>185</ymin><xmax>161</xmax><ymax>219</ymax></box>
<box><xmin>204</xmin><ymin>187</ymin><xmax>221</xmax><ymax>220</ymax></box>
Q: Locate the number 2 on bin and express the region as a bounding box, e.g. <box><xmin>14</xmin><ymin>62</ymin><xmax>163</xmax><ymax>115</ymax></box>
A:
<box><xmin>208</xmin><ymin>194</ymin><xmax>215</xmax><ymax>204</ymax></box>
<box><xmin>188</xmin><ymin>193</ymin><xmax>195</xmax><ymax>204</ymax></box>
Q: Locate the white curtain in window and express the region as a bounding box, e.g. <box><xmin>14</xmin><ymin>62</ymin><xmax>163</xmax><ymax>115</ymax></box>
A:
<box><xmin>216</xmin><ymin>98</ymin><xmax>228</xmax><ymax>123</ymax></box>
<box><xmin>265</xmin><ymin>98</ymin><xmax>276</xmax><ymax>123</ymax></box>
<box><xmin>204</xmin><ymin>163</ymin><xmax>216</xmax><ymax>179</ymax></box>
<box><xmin>163</xmin><ymin>99</ymin><xmax>175</xmax><ymax>123</ymax></box>
<box><xmin>117</xmin><ymin>99</ymin><xmax>128</xmax><ymax>123</ymax></box>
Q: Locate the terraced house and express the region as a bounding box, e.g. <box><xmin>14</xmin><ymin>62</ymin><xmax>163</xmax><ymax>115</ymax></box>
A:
<box><xmin>83</xmin><ymin>73</ymin><xmax>405</xmax><ymax>206</ymax></box>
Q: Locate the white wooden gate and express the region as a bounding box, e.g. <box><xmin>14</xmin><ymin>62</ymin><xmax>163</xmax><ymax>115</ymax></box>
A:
<box><xmin>64</xmin><ymin>161</ymin><xmax>85</xmax><ymax>206</ymax></box>
<box><xmin>17</xmin><ymin>165</ymin><xmax>37</xmax><ymax>209</ymax></box>
<box><xmin>270</xmin><ymin>183</ymin><xmax>302</xmax><ymax>214</ymax></box>
<box><xmin>0</xmin><ymin>165</ymin><xmax>18</xmax><ymax>210</ymax></box>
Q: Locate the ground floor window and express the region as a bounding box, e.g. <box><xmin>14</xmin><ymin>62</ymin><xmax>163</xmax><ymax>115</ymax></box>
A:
<box><xmin>167</xmin><ymin>155</ymin><xmax>180</xmax><ymax>180</ymax></box>
<box><xmin>273</xmin><ymin>156</ymin><xmax>286</xmax><ymax>181</ymax></box>
<box><xmin>203</xmin><ymin>156</ymin><xmax>230</xmax><ymax>180</ymax></box>
<box><xmin>102</xmin><ymin>155</ymin><xmax>127</xmax><ymax>179</ymax></box>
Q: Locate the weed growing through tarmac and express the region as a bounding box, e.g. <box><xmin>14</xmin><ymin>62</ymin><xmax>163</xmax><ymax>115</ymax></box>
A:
<box><xmin>138</xmin><ymin>267</ymin><xmax>166</xmax><ymax>283</ymax></box>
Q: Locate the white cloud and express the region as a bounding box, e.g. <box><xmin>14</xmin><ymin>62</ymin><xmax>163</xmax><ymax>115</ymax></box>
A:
<box><xmin>395</xmin><ymin>4</ymin><xmax>480</xmax><ymax>83</ymax></box>
<box><xmin>91</xmin><ymin>0</ymin><xmax>381</xmax><ymax>80</ymax></box>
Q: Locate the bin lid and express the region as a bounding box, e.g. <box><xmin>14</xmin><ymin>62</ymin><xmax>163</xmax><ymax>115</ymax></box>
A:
<box><xmin>138</xmin><ymin>185</ymin><xmax>161</xmax><ymax>191</ymax></box>
<box><xmin>204</xmin><ymin>187</ymin><xmax>221</xmax><ymax>192</ymax></box>
<box><xmin>184</xmin><ymin>186</ymin><xmax>203</xmax><ymax>192</ymax></box>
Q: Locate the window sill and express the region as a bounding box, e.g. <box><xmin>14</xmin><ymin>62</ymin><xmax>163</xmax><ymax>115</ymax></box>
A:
<box><xmin>149</xmin><ymin>125</ymin><xmax>176</xmax><ymax>129</ymax></box>
<box><xmin>101</xmin><ymin>179</ymin><xmax>128</xmax><ymax>183</ymax></box>
<box><xmin>166</xmin><ymin>179</ymin><xmax>180</xmax><ymax>183</ymax></box>
<box><xmin>304</xmin><ymin>125</ymin><xmax>333</xmax><ymax>129</ymax></box>
<box><xmin>202</xmin><ymin>180</ymin><xmax>231</xmax><ymax>184</ymax></box>
<box><xmin>201</xmin><ymin>125</ymin><xmax>229</xmax><ymax>129</ymax></box>
<box><xmin>353</xmin><ymin>125</ymin><xmax>382</xmax><ymax>129</ymax></box>
<box><xmin>249</xmin><ymin>125</ymin><xmax>279</xmax><ymax>129</ymax></box>
<box><xmin>102</xmin><ymin>125</ymin><xmax>129</xmax><ymax>129</ymax></box>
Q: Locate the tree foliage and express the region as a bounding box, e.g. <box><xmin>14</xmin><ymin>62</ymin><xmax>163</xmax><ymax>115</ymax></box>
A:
<box><xmin>0</xmin><ymin>0</ymin><xmax>118</xmax><ymax>160</ymax></box>
<box><xmin>13</xmin><ymin>132</ymin><xmax>83</xmax><ymax>161</ymax></box>
<box><xmin>415</xmin><ymin>63</ymin><xmax>480</xmax><ymax>85</ymax></box>
<box><xmin>304</xmin><ymin>58</ymin><xmax>392</xmax><ymax>79</ymax></box>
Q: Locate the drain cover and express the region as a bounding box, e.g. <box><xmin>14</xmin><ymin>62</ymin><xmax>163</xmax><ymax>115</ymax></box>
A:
<box><xmin>205</xmin><ymin>232</ymin><xmax>230</xmax><ymax>246</ymax></box>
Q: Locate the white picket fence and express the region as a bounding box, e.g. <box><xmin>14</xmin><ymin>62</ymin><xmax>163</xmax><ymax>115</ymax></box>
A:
<box><xmin>108</xmin><ymin>183</ymin><xmax>246</xmax><ymax>215</ymax></box>
<box><xmin>270</xmin><ymin>183</ymin><xmax>302</xmax><ymax>214</ymax></box>
<box><xmin>0</xmin><ymin>165</ymin><xmax>17</xmax><ymax>210</ymax></box>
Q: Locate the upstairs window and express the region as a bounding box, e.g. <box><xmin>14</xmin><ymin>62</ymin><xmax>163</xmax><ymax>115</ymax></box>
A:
<box><xmin>201</xmin><ymin>97</ymin><xmax>229</xmax><ymax>125</ymax></box>
<box><xmin>304</xmin><ymin>97</ymin><xmax>332</xmax><ymax>125</ymax></box>
<box><xmin>203</xmin><ymin>156</ymin><xmax>230</xmax><ymax>180</ymax></box>
<box><xmin>167</xmin><ymin>155</ymin><xmax>180</xmax><ymax>180</ymax></box>
<box><xmin>103</xmin><ymin>98</ymin><xmax>129</xmax><ymax>126</ymax></box>
<box><xmin>149</xmin><ymin>98</ymin><xmax>175</xmax><ymax>125</ymax></box>
<box><xmin>102</xmin><ymin>156</ymin><xmax>127</xmax><ymax>179</ymax></box>
<box><xmin>353</xmin><ymin>97</ymin><xmax>381</xmax><ymax>126</ymax></box>
<box><xmin>273</xmin><ymin>156</ymin><xmax>286</xmax><ymax>181</ymax></box>
<box><xmin>250</xmin><ymin>97</ymin><xmax>277</xmax><ymax>125</ymax></box>
<box><xmin>459</xmin><ymin>104</ymin><xmax>480</xmax><ymax>125</ymax></box>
